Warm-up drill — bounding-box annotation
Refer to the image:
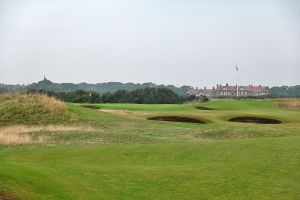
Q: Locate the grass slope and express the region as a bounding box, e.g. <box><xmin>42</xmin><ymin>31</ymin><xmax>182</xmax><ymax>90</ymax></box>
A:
<box><xmin>0</xmin><ymin>97</ymin><xmax>300</xmax><ymax>199</ymax></box>
<box><xmin>1</xmin><ymin>137</ymin><xmax>299</xmax><ymax>199</ymax></box>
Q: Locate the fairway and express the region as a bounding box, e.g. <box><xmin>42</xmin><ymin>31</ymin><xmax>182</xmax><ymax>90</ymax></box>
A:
<box><xmin>1</xmin><ymin>99</ymin><xmax>300</xmax><ymax>199</ymax></box>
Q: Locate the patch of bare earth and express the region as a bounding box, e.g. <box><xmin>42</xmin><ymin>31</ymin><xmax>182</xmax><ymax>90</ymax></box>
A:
<box><xmin>0</xmin><ymin>125</ymin><xmax>94</xmax><ymax>145</ymax></box>
<box><xmin>0</xmin><ymin>191</ymin><xmax>18</xmax><ymax>200</ymax></box>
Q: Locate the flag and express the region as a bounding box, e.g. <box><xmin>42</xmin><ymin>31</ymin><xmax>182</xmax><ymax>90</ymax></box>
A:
<box><xmin>236</xmin><ymin>65</ymin><xmax>238</xmax><ymax>71</ymax></box>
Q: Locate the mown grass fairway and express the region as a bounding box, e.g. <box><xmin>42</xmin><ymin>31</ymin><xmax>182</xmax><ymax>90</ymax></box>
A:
<box><xmin>1</xmin><ymin>96</ymin><xmax>300</xmax><ymax>199</ymax></box>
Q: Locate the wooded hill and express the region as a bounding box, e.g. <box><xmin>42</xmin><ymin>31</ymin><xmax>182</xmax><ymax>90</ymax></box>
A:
<box><xmin>1</xmin><ymin>79</ymin><xmax>300</xmax><ymax>97</ymax></box>
<box><xmin>25</xmin><ymin>79</ymin><xmax>191</xmax><ymax>96</ymax></box>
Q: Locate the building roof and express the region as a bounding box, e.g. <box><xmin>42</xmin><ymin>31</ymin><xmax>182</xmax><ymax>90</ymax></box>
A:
<box><xmin>188</xmin><ymin>84</ymin><xmax>269</xmax><ymax>95</ymax></box>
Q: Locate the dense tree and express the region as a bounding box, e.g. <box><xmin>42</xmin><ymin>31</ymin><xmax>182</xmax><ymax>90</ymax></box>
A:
<box><xmin>270</xmin><ymin>85</ymin><xmax>300</xmax><ymax>97</ymax></box>
<box><xmin>26</xmin><ymin>79</ymin><xmax>191</xmax><ymax>96</ymax></box>
<box><xmin>29</xmin><ymin>88</ymin><xmax>186</xmax><ymax>104</ymax></box>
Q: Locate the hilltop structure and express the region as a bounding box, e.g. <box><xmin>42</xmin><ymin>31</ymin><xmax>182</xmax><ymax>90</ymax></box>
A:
<box><xmin>187</xmin><ymin>84</ymin><xmax>270</xmax><ymax>98</ymax></box>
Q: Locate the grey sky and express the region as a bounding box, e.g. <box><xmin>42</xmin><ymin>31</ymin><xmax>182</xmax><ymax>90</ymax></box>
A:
<box><xmin>0</xmin><ymin>0</ymin><xmax>299</xmax><ymax>87</ymax></box>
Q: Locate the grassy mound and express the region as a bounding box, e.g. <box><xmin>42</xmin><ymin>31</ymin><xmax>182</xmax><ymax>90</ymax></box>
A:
<box><xmin>0</xmin><ymin>93</ymin><xmax>71</xmax><ymax>126</ymax></box>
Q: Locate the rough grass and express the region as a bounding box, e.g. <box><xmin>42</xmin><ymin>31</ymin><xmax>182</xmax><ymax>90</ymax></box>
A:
<box><xmin>0</xmin><ymin>125</ymin><xmax>93</xmax><ymax>145</ymax></box>
<box><xmin>99</xmin><ymin>109</ymin><xmax>149</xmax><ymax>117</ymax></box>
<box><xmin>0</xmin><ymin>93</ymin><xmax>72</xmax><ymax>126</ymax></box>
<box><xmin>0</xmin><ymin>130</ymin><xmax>32</xmax><ymax>145</ymax></box>
<box><xmin>278</xmin><ymin>99</ymin><xmax>300</xmax><ymax>109</ymax></box>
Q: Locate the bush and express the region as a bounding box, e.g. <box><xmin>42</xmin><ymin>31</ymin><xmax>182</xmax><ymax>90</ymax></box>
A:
<box><xmin>29</xmin><ymin>88</ymin><xmax>200</xmax><ymax>104</ymax></box>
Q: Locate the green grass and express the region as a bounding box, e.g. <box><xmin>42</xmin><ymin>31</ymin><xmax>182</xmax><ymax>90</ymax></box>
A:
<box><xmin>1</xmin><ymin>96</ymin><xmax>300</xmax><ymax>199</ymax></box>
<box><xmin>1</xmin><ymin>137</ymin><xmax>299</xmax><ymax>199</ymax></box>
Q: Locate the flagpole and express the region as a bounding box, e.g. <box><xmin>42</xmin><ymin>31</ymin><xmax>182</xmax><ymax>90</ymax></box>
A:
<box><xmin>236</xmin><ymin>62</ymin><xmax>239</xmax><ymax>97</ymax></box>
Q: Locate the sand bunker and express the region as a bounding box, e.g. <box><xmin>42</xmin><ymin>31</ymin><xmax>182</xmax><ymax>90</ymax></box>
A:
<box><xmin>147</xmin><ymin>116</ymin><xmax>205</xmax><ymax>124</ymax></box>
<box><xmin>196</xmin><ymin>106</ymin><xmax>215</xmax><ymax>110</ymax></box>
<box><xmin>229</xmin><ymin>117</ymin><xmax>281</xmax><ymax>124</ymax></box>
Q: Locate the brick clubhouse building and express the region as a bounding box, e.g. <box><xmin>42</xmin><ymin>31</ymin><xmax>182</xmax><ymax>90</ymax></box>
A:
<box><xmin>187</xmin><ymin>84</ymin><xmax>270</xmax><ymax>98</ymax></box>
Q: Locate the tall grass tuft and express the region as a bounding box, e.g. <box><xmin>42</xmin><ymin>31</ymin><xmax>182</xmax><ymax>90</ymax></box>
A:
<box><xmin>0</xmin><ymin>131</ymin><xmax>32</xmax><ymax>145</ymax></box>
<box><xmin>279</xmin><ymin>99</ymin><xmax>300</xmax><ymax>109</ymax></box>
<box><xmin>0</xmin><ymin>125</ymin><xmax>93</xmax><ymax>145</ymax></box>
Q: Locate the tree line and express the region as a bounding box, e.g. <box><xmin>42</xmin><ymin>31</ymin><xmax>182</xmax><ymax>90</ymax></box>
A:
<box><xmin>25</xmin><ymin>78</ymin><xmax>191</xmax><ymax>96</ymax></box>
<box><xmin>269</xmin><ymin>85</ymin><xmax>300</xmax><ymax>97</ymax></box>
<box><xmin>3</xmin><ymin>79</ymin><xmax>300</xmax><ymax>98</ymax></box>
<box><xmin>29</xmin><ymin>88</ymin><xmax>199</xmax><ymax>104</ymax></box>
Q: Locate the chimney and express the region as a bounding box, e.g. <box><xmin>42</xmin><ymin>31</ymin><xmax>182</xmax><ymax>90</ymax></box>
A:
<box><xmin>196</xmin><ymin>87</ymin><xmax>198</xmax><ymax>90</ymax></box>
<box><xmin>226</xmin><ymin>83</ymin><xmax>229</xmax><ymax>86</ymax></box>
<box><xmin>217</xmin><ymin>84</ymin><xmax>219</xmax><ymax>88</ymax></box>
<box><xmin>235</xmin><ymin>84</ymin><xmax>237</xmax><ymax>88</ymax></box>
<box><xmin>204</xmin><ymin>86</ymin><xmax>206</xmax><ymax>90</ymax></box>
<box><xmin>213</xmin><ymin>86</ymin><xmax>215</xmax><ymax>90</ymax></box>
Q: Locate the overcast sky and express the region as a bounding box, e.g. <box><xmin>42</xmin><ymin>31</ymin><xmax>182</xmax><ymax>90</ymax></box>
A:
<box><xmin>0</xmin><ymin>0</ymin><xmax>299</xmax><ymax>87</ymax></box>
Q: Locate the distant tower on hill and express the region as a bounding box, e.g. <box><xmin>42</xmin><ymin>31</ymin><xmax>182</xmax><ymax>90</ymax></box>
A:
<box><xmin>43</xmin><ymin>75</ymin><xmax>47</xmax><ymax>80</ymax></box>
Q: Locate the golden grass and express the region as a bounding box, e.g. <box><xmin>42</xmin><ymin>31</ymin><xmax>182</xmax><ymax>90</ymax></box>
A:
<box><xmin>0</xmin><ymin>93</ymin><xmax>71</xmax><ymax>125</ymax></box>
<box><xmin>99</xmin><ymin>109</ymin><xmax>149</xmax><ymax>117</ymax></box>
<box><xmin>0</xmin><ymin>125</ymin><xmax>94</xmax><ymax>145</ymax></box>
<box><xmin>0</xmin><ymin>130</ymin><xmax>32</xmax><ymax>145</ymax></box>
<box><xmin>278</xmin><ymin>99</ymin><xmax>300</xmax><ymax>109</ymax></box>
<box><xmin>32</xmin><ymin>93</ymin><xmax>67</xmax><ymax>113</ymax></box>
<box><xmin>1</xmin><ymin>93</ymin><xmax>67</xmax><ymax>112</ymax></box>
